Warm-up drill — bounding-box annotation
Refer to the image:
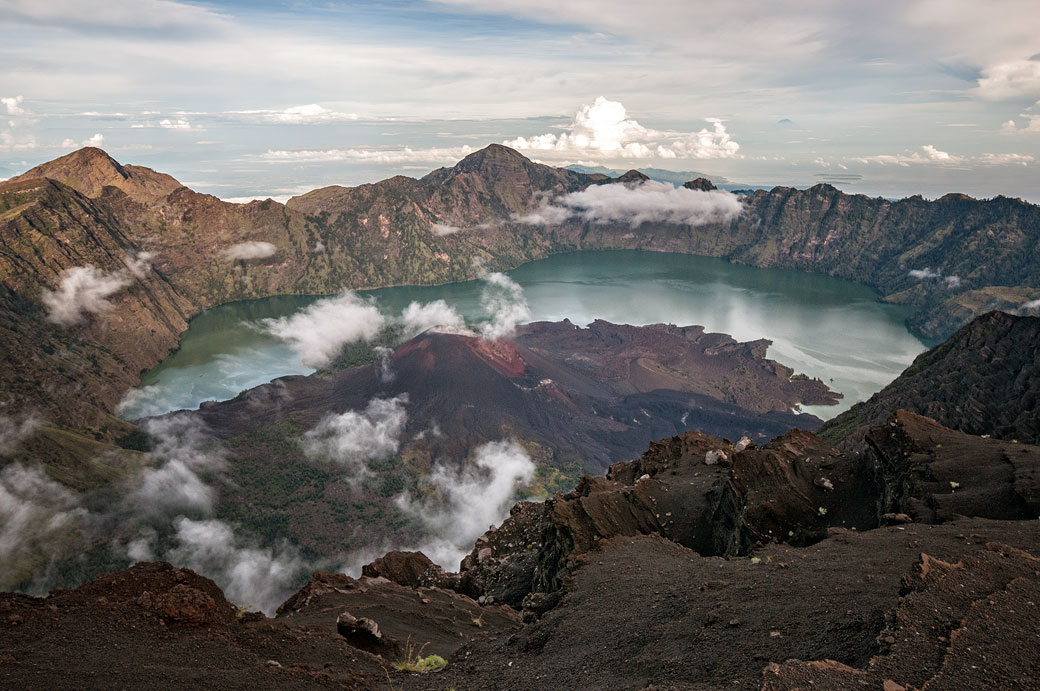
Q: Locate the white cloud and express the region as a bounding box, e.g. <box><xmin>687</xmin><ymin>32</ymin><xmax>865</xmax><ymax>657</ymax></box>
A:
<box><xmin>976</xmin><ymin>152</ymin><xmax>1034</xmax><ymax>166</ymax></box>
<box><xmin>61</xmin><ymin>133</ymin><xmax>105</xmax><ymax>148</ymax></box>
<box><xmin>1</xmin><ymin>0</ymin><xmax>231</xmax><ymax>33</ymax></box>
<box><xmin>167</xmin><ymin>517</ymin><xmax>306</xmax><ymax>615</ymax></box>
<box><xmin>0</xmin><ymin>414</ymin><xmax>41</xmax><ymax>456</ymax></box>
<box><xmin>909</xmin><ymin>267</ymin><xmax>941</xmax><ymax>279</ymax></box>
<box><xmin>262</xmin><ymin>291</ymin><xmax>386</xmax><ymax>367</ymax></box>
<box><xmin>1023</xmin><ymin>298</ymin><xmax>1040</xmax><ymax>310</ymax></box>
<box><xmin>395</xmin><ymin>440</ymin><xmax>535</xmax><ymax>570</ymax></box>
<box><xmin>976</xmin><ymin>58</ymin><xmax>1040</xmax><ymax>101</ymax></box>
<box><xmin>855</xmin><ymin>146</ymin><xmax>1032</xmax><ymax>167</ymax></box>
<box><xmin>517</xmin><ymin>180</ymin><xmax>743</xmax><ymax>228</ymax></box>
<box><xmin>127</xmin><ymin>416</ymin><xmax>228</xmax><ymax>519</ymax></box>
<box><xmin>400</xmin><ymin>300</ymin><xmax>467</xmax><ymax>338</ymax></box>
<box><xmin>479</xmin><ymin>272</ymin><xmax>530</xmax><ymax>340</ymax></box>
<box><xmin>430</xmin><ymin>222</ymin><xmax>462</xmax><ymax>236</ymax></box>
<box><xmin>302</xmin><ymin>395</ymin><xmax>408</xmax><ymax>475</ymax></box>
<box><xmin>0</xmin><ymin>462</ymin><xmax>88</xmax><ymax>590</ymax></box>
<box><xmin>505</xmin><ymin>97</ymin><xmax>739</xmax><ymax>160</ymax></box>
<box><xmin>944</xmin><ymin>275</ymin><xmax>962</xmax><ymax>289</ymax></box>
<box><xmin>41</xmin><ymin>265</ymin><xmax>132</xmax><ymax>326</ymax></box>
<box><xmin>1</xmin><ymin>95</ymin><xmax>26</xmax><ymax>115</ymax></box>
<box><xmin>220</xmin><ymin>240</ymin><xmax>277</xmax><ymax>260</ymax></box>
<box><xmin>230</xmin><ymin>104</ymin><xmax>359</xmax><ymax>124</ymax></box>
<box><xmin>159</xmin><ymin>118</ymin><xmax>193</xmax><ymax>129</ymax></box>
<box><xmin>260</xmin><ymin>145</ymin><xmax>475</xmax><ymax>164</ymax></box>
<box><xmin>123</xmin><ymin>251</ymin><xmax>153</xmax><ymax>280</ymax></box>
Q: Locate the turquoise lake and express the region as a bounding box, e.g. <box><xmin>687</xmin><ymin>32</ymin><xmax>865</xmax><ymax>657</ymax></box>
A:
<box><xmin>120</xmin><ymin>251</ymin><xmax>928</xmax><ymax>421</ymax></box>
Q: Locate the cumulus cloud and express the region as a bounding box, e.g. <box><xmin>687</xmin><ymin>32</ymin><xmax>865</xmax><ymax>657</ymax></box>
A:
<box><xmin>230</xmin><ymin>104</ymin><xmax>359</xmax><ymax>124</ymax></box>
<box><xmin>395</xmin><ymin>440</ymin><xmax>535</xmax><ymax>570</ymax></box>
<box><xmin>2</xmin><ymin>95</ymin><xmax>26</xmax><ymax>115</ymax></box>
<box><xmin>166</xmin><ymin>517</ymin><xmax>307</xmax><ymax>614</ymax></box>
<box><xmin>977</xmin><ymin>58</ymin><xmax>1040</xmax><ymax>100</ymax></box>
<box><xmin>126</xmin><ymin>416</ymin><xmax>227</xmax><ymax>519</ymax></box>
<box><xmin>0</xmin><ymin>462</ymin><xmax>88</xmax><ymax>590</ymax></box>
<box><xmin>220</xmin><ymin>240</ymin><xmax>277</xmax><ymax>261</ymax></box>
<box><xmin>1023</xmin><ymin>298</ymin><xmax>1040</xmax><ymax>310</ymax></box>
<box><xmin>944</xmin><ymin>275</ymin><xmax>962</xmax><ymax>289</ymax></box>
<box><xmin>302</xmin><ymin>395</ymin><xmax>408</xmax><ymax>475</ymax></box>
<box><xmin>260</xmin><ymin>145</ymin><xmax>475</xmax><ymax>164</ymax></box>
<box><xmin>61</xmin><ymin>133</ymin><xmax>104</xmax><ymax>148</ymax></box>
<box><xmin>263</xmin><ymin>291</ymin><xmax>386</xmax><ymax>367</ymax></box>
<box><xmin>516</xmin><ymin>180</ymin><xmax>743</xmax><ymax>228</ymax></box>
<box><xmin>41</xmin><ymin>265</ymin><xmax>132</xmax><ymax>326</ymax></box>
<box><xmin>430</xmin><ymin>222</ymin><xmax>462</xmax><ymax>236</ymax></box>
<box><xmin>909</xmin><ymin>267</ymin><xmax>942</xmax><ymax>279</ymax></box>
<box><xmin>0</xmin><ymin>413</ymin><xmax>41</xmax><ymax>456</ymax></box>
<box><xmin>504</xmin><ymin>97</ymin><xmax>739</xmax><ymax>160</ymax></box>
<box><xmin>400</xmin><ymin>299</ymin><xmax>467</xmax><ymax>338</ymax></box>
<box><xmin>479</xmin><ymin>272</ymin><xmax>531</xmax><ymax>340</ymax></box>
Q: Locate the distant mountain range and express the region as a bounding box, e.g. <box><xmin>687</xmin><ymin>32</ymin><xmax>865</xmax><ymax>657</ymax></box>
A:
<box><xmin>565</xmin><ymin>164</ymin><xmax>753</xmax><ymax>190</ymax></box>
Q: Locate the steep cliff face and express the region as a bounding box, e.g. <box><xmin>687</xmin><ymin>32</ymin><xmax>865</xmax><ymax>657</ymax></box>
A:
<box><xmin>820</xmin><ymin>311</ymin><xmax>1040</xmax><ymax>448</ymax></box>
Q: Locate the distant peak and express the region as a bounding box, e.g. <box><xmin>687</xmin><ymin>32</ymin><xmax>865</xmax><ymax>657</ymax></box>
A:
<box><xmin>615</xmin><ymin>170</ymin><xmax>650</xmax><ymax>184</ymax></box>
<box><xmin>460</xmin><ymin>143</ymin><xmax>531</xmax><ymax>163</ymax></box>
<box><xmin>683</xmin><ymin>177</ymin><xmax>717</xmax><ymax>191</ymax></box>
<box><xmin>12</xmin><ymin>146</ymin><xmax>180</xmax><ymax>204</ymax></box>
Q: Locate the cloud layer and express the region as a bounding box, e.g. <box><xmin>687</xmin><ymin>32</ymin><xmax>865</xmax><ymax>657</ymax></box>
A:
<box><xmin>400</xmin><ymin>299</ymin><xmax>467</xmax><ymax>337</ymax></box>
<box><xmin>518</xmin><ymin>180</ymin><xmax>743</xmax><ymax>227</ymax></box>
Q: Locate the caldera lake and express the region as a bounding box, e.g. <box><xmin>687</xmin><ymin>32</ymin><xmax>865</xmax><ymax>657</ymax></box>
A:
<box><xmin>120</xmin><ymin>250</ymin><xmax>929</xmax><ymax>421</ymax></box>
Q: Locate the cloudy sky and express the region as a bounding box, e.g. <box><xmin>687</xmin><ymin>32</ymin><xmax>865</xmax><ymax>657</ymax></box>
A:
<box><xmin>2</xmin><ymin>0</ymin><xmax>1039</xmax><ymax>200</ymax></box>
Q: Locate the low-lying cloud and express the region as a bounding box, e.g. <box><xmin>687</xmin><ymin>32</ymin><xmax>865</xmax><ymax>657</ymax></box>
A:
<box><xmin>430</xmin><ymin>222</ymin><xmax>462</xmax><ymax>236</ymax></box>
<box><xmin>126</xmin><ymin>416</ymin><xmax>228</xmax><ymax>519</ymax></box>
<box><xmin>396</xmin><ymin>440</ymin><xmax>535</xmax><ymax>570</ymax></box>
<box><xmin>41</xmin><ymin>265</ymin><xmax>133</xmax><ymax>326</ymax></box>
<box><xmin>0</xmin><ymin>462</ymin><xmax>88</xmax><ymax>590</ymax></box>
<box><xmin>263</xmin><ymin>291</ymin><xmax>385</xmax><ymax>367</ymax></box>
<box><xmin>167</xmin><ymin>517</ymin><xmax>307</xmax><ymax>614</ymax></box>
<box><xmin>479</xmin><ymin>272</ymin><xmax>531</xmax><ymax>340</ymax></box>
<box><xmin>400</xmin><ymin>299</ymin><xmax>467</xmax><ymax>337</ymax></box>
<box><xmin>302</xmin><ymin>395</ymin><xmax>409</xmax><ymax>475</ymax></box>
<box><xmin>517</xmin><ymin>180</ymin><xmax>743</xmax><ymax>228</ymax></box>
<box><xmin>221</xmin><ymin>240</ymin><xmax>277</xmax><ymax>261</ymax></box>
<box><xmin>0</xmin><ymin>413</ymin><xmax>41</xmax><ymax>456</ymax></box>
<box><xmin>908</xmin><ymin>267</ymin><xmax>942</xmax><ymax>279</ymax></box>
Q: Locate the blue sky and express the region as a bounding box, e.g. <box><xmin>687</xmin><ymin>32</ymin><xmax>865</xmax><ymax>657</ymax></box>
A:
<box><xmin>2</xmin><ymin>0</ymin><xmax>1039</xmax><ymax>200</ymax></box>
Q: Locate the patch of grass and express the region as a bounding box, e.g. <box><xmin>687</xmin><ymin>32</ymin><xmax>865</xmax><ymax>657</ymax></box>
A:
<box><xmin>393</xmin><ymin>639</ymin><xmax>447</xmax><ymax>673</ymax></box>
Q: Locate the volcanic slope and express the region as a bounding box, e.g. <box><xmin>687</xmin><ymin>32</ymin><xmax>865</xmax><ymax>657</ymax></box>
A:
<box><xmin>820</xmin><ymin>311</ymin><xmax>1040</xmax><ymax>448</ymax></box>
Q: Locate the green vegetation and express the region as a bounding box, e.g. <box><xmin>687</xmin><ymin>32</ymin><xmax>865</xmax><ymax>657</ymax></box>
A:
<box><xmin>393</xmin><ymin>639</ymin><xmax>447</xmax><ymax>673</ymax></box>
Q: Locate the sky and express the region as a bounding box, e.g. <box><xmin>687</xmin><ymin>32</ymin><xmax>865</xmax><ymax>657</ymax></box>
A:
<box><xmin>1</xmin><ymin>0</ymin><xmax>1039</xmax><ymax>201</ymax></box>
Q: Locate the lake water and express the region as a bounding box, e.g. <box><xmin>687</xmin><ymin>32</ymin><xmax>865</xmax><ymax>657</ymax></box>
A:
<box><xmin>120</xmin><ymin>250</ymin><xmax>928</xmax><ymax>421</ymax></box>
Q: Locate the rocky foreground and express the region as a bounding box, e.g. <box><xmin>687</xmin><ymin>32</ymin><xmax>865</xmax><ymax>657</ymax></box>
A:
<box><xmin>3</xmin><ymin>410</ymin><xmax>1038</xmax><ymax>690</ymax></box>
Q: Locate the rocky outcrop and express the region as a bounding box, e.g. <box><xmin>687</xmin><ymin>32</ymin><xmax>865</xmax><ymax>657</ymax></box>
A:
<box><xmin>455</xmin><ymin>426</ymin><xmax>880</xmax><ymax>608</ymax></box>
<box><xmin>275</xmin><ymin>570</ymin><xmax>518</xmax><ymax>660</ymax></box>
<box><xmin>453</xmin><ymin>412</ymin><xmax>1040</xmax><ymax>611</ymax></box>
<box><xmin>821</xmin><ymin>311</ymin><xmax>1040</xmax><ymax>448</ymax></box>
<box><xmin>866</xmin><ymin>410</ymin><xmax>1040</xmax><ymax>522</ymax></box>
<box><xmin>361</xmin><ymin>551</ymin><xmax>457</xmax><ymax>590</ymax></box>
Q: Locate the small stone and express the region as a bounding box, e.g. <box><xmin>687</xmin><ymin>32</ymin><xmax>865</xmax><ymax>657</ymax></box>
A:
<box><xmin>728</xmin><ymin>618</ymin><xmax>741</xmax><ymax>627</ymax></box>
<box><xmin>266</xmin><ymin>660</ymin><xmax>282</xmax><ymax>668</ymax></box>
<box><xmin>883</xmin><ymin>635</ymin><xmax>896</xmax><ymax>644</ymax></box>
